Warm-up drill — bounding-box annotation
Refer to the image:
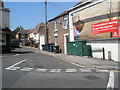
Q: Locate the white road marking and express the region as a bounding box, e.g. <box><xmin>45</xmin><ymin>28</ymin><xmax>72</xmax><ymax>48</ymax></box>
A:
<box><xmin>5</xmin><ymin>59</ymin><xmax>27</xmax><ymax>70</ymax></box>
<box><xmin>107</xmin><ymin>71</ymin><xmax>115</xmax><ymax>89</ymax></box>
<box><xmin>97</xmin><ymin>70</ymin><xmax>109</xmax><ymax>72</ymax></box>
<box><xmin>12</xmin><ymin>67</ymin><xmax>20</xmax><ymax>69</ymax></box>
<box><xmin>6</xmin><ymin>59</ymin><xmax>27</xmax><ymax>68</ymax></box>
<box><xmin>22</xmin><ymin>67</ymin><xmax>33</xmax><ymax>70</ymax></box>
<box><xmin>5</xmin><ymin>67</ymin><xmax>20</xmax><ymax>70</ymax></box>
<box><xmin>35</xmin><ymin>68</ymin><xmax>47</xmax><ymax>72</ymax></box>
<box><xmin>20</xmin><ymin>67</ymin><xmax>33</xmax><ymax>72</ymax></box>
<box><xmin>20</xmin><ymin>69</ymin><xmax>31</xmax><ymax>72</ymax></box>
<box><xmin>79</xmin><ymin>68</ymin><xmax>91</xmax><ymax>72</ymax></box>
<box><xmin>5</xmin><ymin>68</ymin><xmax>17</xmax><ymax>71</ymax></box>
<box><xmin>66</xmin><ymin>69</ymin><xmax>77</xmax><ymax>73</ymax></box>
<box><xmin>50</xmin><ymin>69</ymin><xmax>61</xmax><ymax>73</ymax></box>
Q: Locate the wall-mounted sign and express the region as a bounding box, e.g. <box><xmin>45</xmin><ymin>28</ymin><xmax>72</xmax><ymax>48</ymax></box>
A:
<box><xmin>92</xmin><ymin>20</ymin><xmax>119</xmax><ymax>37</ymax></box>
<box><xmin>71</xmin><ymin>0</ymin><xmax>119</xmax><ymax>41</ymax></box>
<box><xmin>112</xmin><ymin>31</ymin><xmax>119</xmax><ymax>38</ymax></box>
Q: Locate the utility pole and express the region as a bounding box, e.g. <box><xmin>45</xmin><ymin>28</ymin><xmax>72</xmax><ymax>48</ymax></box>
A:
<box><xmin>44</xmin><ymin>0</ymin><xmax>48</xmax><ymax>43</ymax></box>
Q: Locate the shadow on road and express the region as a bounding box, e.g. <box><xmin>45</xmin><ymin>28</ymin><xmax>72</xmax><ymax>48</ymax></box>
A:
<box><xmin>2</xmin><ymin>47</ymin><xmax>34</xmax><ymax>55</ymax></box>
<box><xmin>10</xmin><ymin>51</ymin><xmax>34</xmax><ymax>54</ymax></box>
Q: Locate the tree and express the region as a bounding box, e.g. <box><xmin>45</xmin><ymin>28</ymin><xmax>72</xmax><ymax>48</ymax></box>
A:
<box><xmin>14</xmin><ymin>26</ymin><xmax>24</xmax><ymax>32</ymax></box>
<box><xmin>38</xmin><ymin>23</ymin><xmax>45</xmax><ymax>30</ymax></box>
<box><xmin>11</xmin><ymin>26</ymin><xmax>24</xmax><ymax>39</ymax></box>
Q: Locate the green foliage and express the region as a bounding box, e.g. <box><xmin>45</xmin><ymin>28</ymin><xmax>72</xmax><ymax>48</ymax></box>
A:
<box><xmin>15</xmin><ymin>26</ymin><xmax>24</xmax><ymax>31</ymax></box>
<box><xmin>12</xmin><ymin>26</ymin><xmax>24</xmax><ymax>34</ymax></box>
<box><xmin>11</xmin><ymin>26</ymin><xmax>24</xmax><ymax>39</ymax></box>
<box><xmin>38</xmin><ymin>23</ymin><xmax>45</xmax><ymax>31</ymax></box>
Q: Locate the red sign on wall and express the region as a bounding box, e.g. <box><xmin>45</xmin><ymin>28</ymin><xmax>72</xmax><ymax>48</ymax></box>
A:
<box><xmin>92</xmin><ymin>20</ymin><xmax>119</xmax><ymax>37</ymax></box>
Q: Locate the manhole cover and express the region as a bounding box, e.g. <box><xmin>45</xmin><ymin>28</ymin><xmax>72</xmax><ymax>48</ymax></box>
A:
<box><xmin>84</xmin><ymin>75</ymin><xmax>100</xmax><ymax>80</ymax></box>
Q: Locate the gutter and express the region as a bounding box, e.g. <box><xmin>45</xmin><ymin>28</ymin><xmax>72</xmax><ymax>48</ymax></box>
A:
<box><xmin>0</xmin><ymin>8</ymin><xmax>10</xmax><ymax>12</ymax></box>
<box><xmin>67</xmin><ymin>0</ymin><xmax>92</xmax><ymax>11</ymax></box>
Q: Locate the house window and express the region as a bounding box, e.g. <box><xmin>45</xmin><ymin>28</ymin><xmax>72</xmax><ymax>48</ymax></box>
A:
<box><xmin>63</xmin><ymin>15</ymin><xmax>68</xmax><ymax>29</ymax></box>
<box><xmin>0</xmin><ymin>34</ymin><xmax>6</xmax><ymax>45</ymax></box>
<box><xmin>54</xmin><ymin>21</ymin><xmax>57</xmax><ymax>31</ymax></box>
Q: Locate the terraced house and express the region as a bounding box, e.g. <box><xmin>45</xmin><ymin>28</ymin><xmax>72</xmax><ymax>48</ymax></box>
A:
<box><xmin>48</xmin><ymin>11</ymin><xmax>69</xmax><ymax>54</ymax></box>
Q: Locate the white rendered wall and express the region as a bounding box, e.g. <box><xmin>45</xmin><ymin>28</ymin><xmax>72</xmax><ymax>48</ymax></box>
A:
<box><xmin>30</xmin><ymin>33</ymin><xmax>39</xmax><ymax>43</ymax></box>
<box><xmin>0</xmin><ymin>9</ymin><xmax>2</xmax><ymax>29</ymax></box>
<box><xmin>39</xmin><ymin>34</ymin><xmax>45</xmax><ymax>50</ymax></box>
<box><xmin>34</xmin><ymin>33</ymin><xmax>39</xmax><ymax>43</ymax></box>
<box><xmin>87</xmin><ymin>39</ymin><xmax>119</xmax><ymax>62</ymax></box>
<box><xmin>0</xmin><ymin>1</ymin><xmax>10</xmax><ymax>29</ymax></box>
<box><xmin>30</xmin><ymin>33</ymin><xmax>34</xmax><ymax>39</ymax></box>
<box><xmin>2</xmin><ymin>10</ymin><xmax>10</xmax><ymax>28</ymax></box>
<box><xmin>69</xmin><ymin>13</ymin><xmax>74</xmax><ymax>42</ymax></box>
<box><xmin>0</xmin><ymin>1</ymin><xmax>2</xmax><ymax>28</ymax></box>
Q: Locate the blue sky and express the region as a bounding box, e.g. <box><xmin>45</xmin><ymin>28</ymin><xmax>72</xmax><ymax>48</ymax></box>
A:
<box><xmin>5</xmin><ymin>2</ymin><xmax>78</xmax><ymax>30</ymax></box>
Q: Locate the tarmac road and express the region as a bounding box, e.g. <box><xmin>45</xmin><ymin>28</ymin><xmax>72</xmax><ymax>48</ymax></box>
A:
<box><xmin>2</xmin><ymin>47</ymin><xmax>119</xmax><ymax>89</ymax></box>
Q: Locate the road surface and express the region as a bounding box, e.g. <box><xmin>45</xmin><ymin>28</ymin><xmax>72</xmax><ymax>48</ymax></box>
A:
<box><xmin>2</xmin><ymin>47</ymin><xmax>119</xmax><ymax>89</ymax></box>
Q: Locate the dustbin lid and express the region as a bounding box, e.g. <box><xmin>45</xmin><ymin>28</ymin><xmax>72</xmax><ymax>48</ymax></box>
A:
<box><xmin>50</xmin><ymin>45</ymin><xmax>54</xmax><ymax>46</ymax></box>
<box><xmin>53</xmin><ymin>45</ymin><xmax>59</xmax><ymax>47</ymax></box>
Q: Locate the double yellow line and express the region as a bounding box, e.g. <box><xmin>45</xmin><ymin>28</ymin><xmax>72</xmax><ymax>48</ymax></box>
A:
<box><xmin>42</xmin><ymin>51</ymin><xmax>120</xmax><ymax>73</ymax></box>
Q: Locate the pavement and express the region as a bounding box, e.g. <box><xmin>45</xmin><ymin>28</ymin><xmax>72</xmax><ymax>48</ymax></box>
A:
<box><xmin>27</xmin><ymin>46</ymin><xmax>119</xmax><ymax>72</ymax></box>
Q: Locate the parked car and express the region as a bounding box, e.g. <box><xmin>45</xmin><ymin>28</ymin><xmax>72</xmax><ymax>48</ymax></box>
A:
<box><xmin>21</xmin><ymin>40</ymin><xmax>30</xmax><ymax>46</ymax></box>
<box><xmin>11</xmin><ymin>40</ymin><xmax>20</xmax><ymax>48</ymax></box>
<box><xmin>25</xmin><ymin>41</ymin><xmax>30</xmax><ymax>46</ymax></box>
<box><xmin>34</xmin><ymin>43</ymin><xmax>39</xmax><ymax>48</ymax></box>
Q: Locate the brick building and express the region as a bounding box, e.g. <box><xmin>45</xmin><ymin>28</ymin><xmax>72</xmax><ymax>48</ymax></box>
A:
<box><xmin>48</xmin><ymin>11</ymin><xmax>69</xmax><ymax>53</ymax></box>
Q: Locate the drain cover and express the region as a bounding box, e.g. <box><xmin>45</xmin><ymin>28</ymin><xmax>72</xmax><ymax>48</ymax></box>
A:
<box><xmin>84</xmin><ymin>75</ymin><xmax>100</xmax><ymax>80</ymax></box>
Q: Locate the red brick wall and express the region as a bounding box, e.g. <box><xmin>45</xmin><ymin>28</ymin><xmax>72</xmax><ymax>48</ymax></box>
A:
<box><xmin>48</xmin><ymin>21</ymin><xmax>55</xmax><ymax>43</ymax></box>
<box><xmin>48</xmin><ymin>16</ymin><xmax>69</xmax><ymax>53</ymax></box>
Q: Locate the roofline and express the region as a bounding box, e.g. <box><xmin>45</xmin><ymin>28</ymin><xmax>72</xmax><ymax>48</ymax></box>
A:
<box><xmin>48</xmin><ymin>0</ymin><xmax>106</xmax><ymax>22</ymax></box>
<box><xmin>48</xmin><ymin>11</ymin><xmax>68</xmax><ymax>22</ymax></box>
<box><xmin>48</xmin><ymin>0</ymin><xmax>92</xmax><ymax>22</ymax></box>
<box><xmin>67</xmin><ymin>0</ymin><xmax>92</xmax><ymax>12</ymax></box>
<box><xmin>0</xmin><ymin>8</ymin><xmax>10</xmax><ymax>12</ymax></box>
